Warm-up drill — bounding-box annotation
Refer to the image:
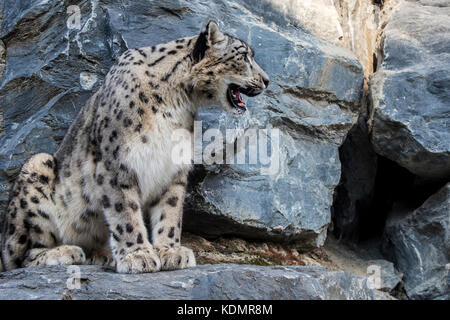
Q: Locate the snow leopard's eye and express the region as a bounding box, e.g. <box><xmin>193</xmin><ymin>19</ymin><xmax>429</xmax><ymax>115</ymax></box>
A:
<box><xmin>244</xmin><ymin>53</ymin><xmax>250</xmax><ymax>63</ymax></box>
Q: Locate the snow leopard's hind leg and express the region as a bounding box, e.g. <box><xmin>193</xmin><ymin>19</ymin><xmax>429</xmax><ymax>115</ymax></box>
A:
<box><xmin>1</xmin><ymin>153</ymin><xmax>86</xmax><ymax>270</ymax></box>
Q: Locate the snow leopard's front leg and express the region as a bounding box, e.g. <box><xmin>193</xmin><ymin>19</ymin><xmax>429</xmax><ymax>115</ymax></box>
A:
<box><xmin>102</xmin><ymin>181</ymin><xmax>161</xmax><ymax>274</ymax></box>
<box><xmin>150</xmin><ymin>171</ymin><xmax>196</xmax><ymax>270</ymax></box>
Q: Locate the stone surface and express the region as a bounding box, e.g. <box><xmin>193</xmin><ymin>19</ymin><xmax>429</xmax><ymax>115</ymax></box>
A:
<box><xmin>183</xmin><ymin>232</ymin><xmax>395</xmax><ymax>299</ymax></box>
<box><xmin>242</xmin><ymin>0</ymin><xmax>345</xmax><ymax>47</ymax></box>
<box><xmin>0</xmin><ymin>0</ymin><xmax>364</xmax><ymax>248</ymax></box>
<box><xmin>243</xmin><ymin>0</ymin><xmax>398</xmax><ymax>80</ymax></box>
<box><xmin>382</xmin><ymin>183</ymin><xmax>450</xmax><ymax>300</ymax></box>
<box><xmin>335</xmin><ymin>0</ymin><xmax>402</xmax><ymax>79</ymax></box>
<box><xmin>369</xmin><ymin>0</ymin><xmax>450</xmax><ymax>179</ymax></box>
<box><xmin>366</xmin><ymin>259</ymin><xmax>403</xmax><ymax>293</ymax></box>
<box><xmin>334</xmin><ymin>0</ymin><xmax>380</xmax><ymax>79</ymax></box>
<box><xmin>0</xmin><ymin>264</ymin><xmax>381</xmax><ymax>300</ymax></box>
<box><xmin>256</xmin><ymin>0</ymin><xmax>402</xmax><ymax>81</ymax></box>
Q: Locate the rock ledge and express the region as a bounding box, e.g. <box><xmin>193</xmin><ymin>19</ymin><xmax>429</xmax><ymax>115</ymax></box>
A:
<box><xmin>0</xmin><ymin>264</ymin><xmax>380</xmax><ymax>300</ymax></box>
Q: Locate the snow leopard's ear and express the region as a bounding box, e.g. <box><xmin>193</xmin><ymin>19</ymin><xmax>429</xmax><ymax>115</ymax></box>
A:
<box><xmin>193</xmin><ymin>20</ymin><xmax>225</xmax><ymax>63</ymax></box>
<box><xmin>204</xmin><ymin>20</ymin><xmax>225</xmax><ymax>45</ymax></box>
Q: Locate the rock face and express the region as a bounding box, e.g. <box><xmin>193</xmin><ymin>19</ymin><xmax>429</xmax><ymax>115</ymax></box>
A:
<box><xmin>249</xmin><ymin>0</ymin><xmax>399</xmax><ymax>80</ymax></box>
<box><xmin>382</xmin><ymin>183</ymin><xmax>450</xmax><ymax>300</ymax></box>
<box><xmin>0</xmin><ymin>0</ymin><xmax>364</xmax><ymax>248</ymax></box>
<box><xmin>366</xmin><ymin>259</ymin><xmax>403</xmax><ymax>293</ymax></box>
<box><xmin>0</xmin><ymin>264</ymin><xmax>381</xmax><ymax>300</ymax></box>
<box><xmin>241</xmin><ymin>0</ymin><xmax>346</xmax><ymax>47</ymax></box>
<box><xmin>369</xmin><ymin>0</ymin><xmax>450</xmax><ymax>179</ymax></box>
<box><xmin>334</xmin><ymin>0</ymin><xmax>402</xmax><ymax>79</ymax></box>
<box><xmin>333</xmin><ymin>0</ymin><xmax>381</xmax><ymax>78</ymax></box>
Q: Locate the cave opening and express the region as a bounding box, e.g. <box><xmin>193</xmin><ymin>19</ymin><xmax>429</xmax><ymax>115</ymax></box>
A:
<box><xmin>333</xmin><ymin>152</ymin><xmax>448</xmax><ymax>243</ymax></box>
<box><xmin>359</xmin><ymin>155</ymin><xmax>447</xmax><ymax>241</ymax></box>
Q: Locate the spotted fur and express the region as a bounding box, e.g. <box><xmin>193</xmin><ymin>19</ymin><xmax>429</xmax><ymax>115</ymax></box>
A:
<box><xmin>1</xmin><ymin>21</ymin><xmax>269</xmax><ymax>273</ymax></box>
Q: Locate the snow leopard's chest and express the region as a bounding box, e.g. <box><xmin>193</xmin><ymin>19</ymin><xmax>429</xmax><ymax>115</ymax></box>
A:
<box><xmin>123</xmin><ymin>125</ymin><xmax>193</xmax><ymax>203</ymax></box>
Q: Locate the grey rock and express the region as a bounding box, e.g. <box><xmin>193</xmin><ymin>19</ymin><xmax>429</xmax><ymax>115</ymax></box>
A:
<box><xmin>369</xmin><ymin>1</ymin><xmax>450</xmax><ymax>179</ymax></box>
<box><xmin>408</xmin><ymin>0</ymin><xmax>450</xmax><ymax>7</ymax></box>
<box><xmin>366</xmin><ymin>259</ymin><xmax>403</xmax><ymax>293</ymax></box>
<box><xmin>0</xmin><ymin>264</ymin><xmax>380</xmax><ymax>300</ymax></box>
<box><xmin>0</xmin><ymin>0</ymin><xmax>364</xmax><ymax>247</ymax></box>
<box><xmin>382</xmin><ymin>183</ymin><xmax>450</xmax><ymax>300</ymax></box>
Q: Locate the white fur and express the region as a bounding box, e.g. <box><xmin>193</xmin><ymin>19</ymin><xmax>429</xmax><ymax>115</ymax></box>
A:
<box><xmin>124</xmin><ymin>124</ymin><xmax>192</xmax><ymax>205</ymax></box>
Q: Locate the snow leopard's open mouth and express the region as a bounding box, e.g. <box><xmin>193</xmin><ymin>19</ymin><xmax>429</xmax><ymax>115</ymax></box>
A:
<box><xmin>227</xmin><ymin>84</ymin><xmax>262</xmax><ymax>113</ymax></box>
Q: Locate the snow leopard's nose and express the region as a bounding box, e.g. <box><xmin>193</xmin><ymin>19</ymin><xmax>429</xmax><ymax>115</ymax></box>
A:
<box><xmin>253</xmin><ymin>60</ymin><xmax>269</xmax><ymax>89</ymax></box>
<box><xmin>260</xmin><ymin>71</ymin><xmax>270</xmax><ymax>89</ymax></box>
<box><xmin>262</xmin><ymin>76</ymin><xmax>270</xmax><ymax>89</ymax></box>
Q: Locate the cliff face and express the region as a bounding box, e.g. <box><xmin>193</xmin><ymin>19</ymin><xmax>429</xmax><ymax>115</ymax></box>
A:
<box><xmin>0</xmin><ymin>0</ymin><xmax>448</xmax><ymax>300</ymax></box>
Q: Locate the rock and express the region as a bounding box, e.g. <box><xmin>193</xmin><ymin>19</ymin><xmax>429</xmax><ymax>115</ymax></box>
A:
<box><xmin>382</xmin><ymin>183</ymin><xmax>450</xmax><ymax>300</ymax></box>
<box><xmin>240</xmin><ymin>0</ymin><xmax>400</xmax><ymax>80</ymax></box>
<box><xmin>333</xmin><ymin>0</ymin><xmax>380</xmax><ymax>78</ymax></box>
<box><xmin>0</xmin><ymin>0</ymin><xmax>364</xmax><ymax>247</ymax></box>
<box><xmin>334</xmin><ymin>0</ymin><xmax>402</xmax><ymax>80</ymax></box>
<box><xmin>0</xmin><ymin>264</ymin><xmax>382</xmax><ymax>300</ymax></box>
<box><xmin>369</xmin><ymin>0</ymin><xmax>450</xmax><ymax>179</ymax></box>
<box><xmin>239</xmin><ymin>0</ymin><xmax>345</xmax><ymax>47</ymax></box>
<box><xmin>366</xmin><ymin>259</ymin><xmax>403</xmax><ymax>293</ymax></box>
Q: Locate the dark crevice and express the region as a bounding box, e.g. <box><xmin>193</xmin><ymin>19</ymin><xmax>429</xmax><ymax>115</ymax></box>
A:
<box><xmin>360</xmin><ymin>156</ymin><xmax>447</xmax><ymax>241</ymax></box>
<box><xmin>372</xmin><ymin>53</ymin><xmax>378</xmax><ymax>72</ymax></box>
<box><xmin>333</xmin><ymin>151</ymin><xmax>448</xmax><ymax>243</ymax></box>
<box><xmin>372</xmin><ymin>0</ymin><xmax>384</xmax><ymax>7</ymax></box>
<box><xmin>360</xmin><ymin>156</ymin><xmax>445</xmax><ymax>240</ymax></box>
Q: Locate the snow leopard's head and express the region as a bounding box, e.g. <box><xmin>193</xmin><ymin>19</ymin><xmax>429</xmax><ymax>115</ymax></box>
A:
<box><xmin>189</xmin><ymin>20</ymin><xmax>269</xmax><ymax>114</ymax></box>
